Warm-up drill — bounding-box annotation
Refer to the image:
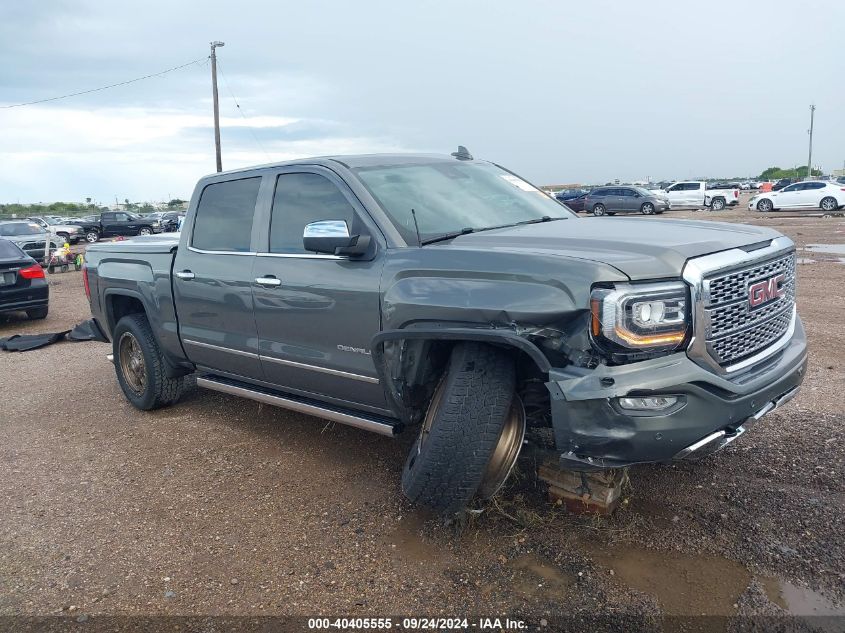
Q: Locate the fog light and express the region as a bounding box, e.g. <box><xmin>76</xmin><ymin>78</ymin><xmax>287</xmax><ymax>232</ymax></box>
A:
<box><xmin>617</xmin><ymin>396</ymin><xmax>678</xmax><ymax>411</ymax></box>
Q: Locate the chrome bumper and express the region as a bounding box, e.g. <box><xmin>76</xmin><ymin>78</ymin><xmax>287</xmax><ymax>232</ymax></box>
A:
<box><xmin>673</xmin><ymin>385</ymin><xmax>801</xmax><ymax>460</ymax></box>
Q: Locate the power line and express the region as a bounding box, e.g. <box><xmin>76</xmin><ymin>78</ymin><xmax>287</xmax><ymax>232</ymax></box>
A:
<box><xmin>0</xmin><ymin>57</ymin><xmax>209</xmax><ymax>109</ymax></box>
<box><xmin>215</xmin><ymin>59</ymin><xmax>271</xmax><ymax>160</ymax></box>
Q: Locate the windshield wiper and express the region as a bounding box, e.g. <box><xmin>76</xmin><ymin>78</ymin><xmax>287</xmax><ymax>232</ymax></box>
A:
<box><xmin>420</xmin><ymin>227</ymin><xmax>476</xmax><ymax>246</ymax></box>
<box><xmin>515</xmin><ymin>215</ymin><xmax>566</xmax><ymax>226</ymax></box>
<box><xmin>418</xmin><ymin>215</ymin><xmax>568</xmax><ymax>246</ymax></box>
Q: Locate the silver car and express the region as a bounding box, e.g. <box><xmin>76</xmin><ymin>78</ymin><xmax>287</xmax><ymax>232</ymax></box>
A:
<box><xmin>0</xmin><ymin>221</ymin><xmax>59</xmax><ymax>263</ymax></box>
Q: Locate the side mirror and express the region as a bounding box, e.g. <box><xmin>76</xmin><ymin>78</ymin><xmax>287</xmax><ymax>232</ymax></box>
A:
<box><xmin>303</xmin><ymin>220</ymin><xmax>370</xmax><ymax>256</ymax></box>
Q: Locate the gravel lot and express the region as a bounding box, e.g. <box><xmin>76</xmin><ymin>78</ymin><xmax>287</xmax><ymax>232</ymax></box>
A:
<box><xmin>1</xmin><ymin>197</ymin><xmax>843</xmax><ymax>631</ymax></box>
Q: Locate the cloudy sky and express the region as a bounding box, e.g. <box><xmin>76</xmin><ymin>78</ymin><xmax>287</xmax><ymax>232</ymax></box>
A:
<box><xmin>1</xmin><ymin>0</ymin><xmax>842</xmax><ymax>203</ymax></box>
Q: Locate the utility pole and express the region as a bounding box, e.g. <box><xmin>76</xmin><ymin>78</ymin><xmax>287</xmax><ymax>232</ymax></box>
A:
<box><xmin>210</xmin><ymin>41</ymin><xmax>225</xmax><ymax>172</ymax></box>
<box><xmin>806</xmin><ymin>104</ymin><xmax>815</xmax><ymax>180</ymax></box>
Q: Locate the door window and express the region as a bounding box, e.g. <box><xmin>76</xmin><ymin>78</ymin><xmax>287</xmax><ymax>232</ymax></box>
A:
<box><xmin>269</xmin><ymin>172</ymin><xmax>356</xmax><ymax>254</ymax></box>
<box><xmin>781</xmin><ymin>184</ymin><xmax>801</xmax><ymax>193</ymax></box>
<box><xmin>191</xmin><ymin>177</ymin><xmax>261</xmax><ymax>252</ymax></box>
<box><xmin>114</xmin><ymin>213</ymin><xmax>131</xmax><ymax>221</ymax></box>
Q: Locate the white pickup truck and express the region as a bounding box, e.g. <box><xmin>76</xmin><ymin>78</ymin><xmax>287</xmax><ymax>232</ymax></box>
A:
<box><xmin>661</xmin><ymin>181</ymin><xmax>740</xmax><ymax>211</ymax></box>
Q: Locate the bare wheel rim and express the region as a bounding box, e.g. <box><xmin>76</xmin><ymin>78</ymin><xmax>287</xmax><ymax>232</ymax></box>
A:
<box><xmin>118</xmin><ymin>332</ymin><xmax>147</xmax><ymax>396</ymax></box>
<box><xmin>821</xmin><ymin>198</ymin><xmax>836</xmax><ymax>211</ymax></box>
<box><xmin>416</xmin><ymin>378</ymin><xmax>447</xmax><ymax>457</ymax></box>
<box><xmin>478</xmin><ymin>396</ymin><xmax>526</xmax><ymax>499</ymax></box>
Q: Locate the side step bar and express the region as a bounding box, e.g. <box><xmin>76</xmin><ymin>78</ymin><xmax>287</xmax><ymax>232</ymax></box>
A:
<box><xmin>196</xmin><ymin>375</ymin><xmax>401</xmax><ymax>437</ymax></box>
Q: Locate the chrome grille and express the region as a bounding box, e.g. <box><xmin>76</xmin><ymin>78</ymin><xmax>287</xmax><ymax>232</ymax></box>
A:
<box><xmin>703</xmin><ymin>252</ymin><xmax>796</xmax><ymax>365</ymax></box>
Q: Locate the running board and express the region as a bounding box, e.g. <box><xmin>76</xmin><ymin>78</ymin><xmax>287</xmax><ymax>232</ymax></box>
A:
<box><xmin>196</xmin><ymin>375</ymin><xmax>401</xmax><ymax>437</ymax></box>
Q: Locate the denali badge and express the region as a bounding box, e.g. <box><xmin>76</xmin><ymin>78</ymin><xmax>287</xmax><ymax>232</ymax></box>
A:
<box><xmin>748</xmin><ymin>274</ymin><xmax>785</xmax><ymax>309</ymax></box>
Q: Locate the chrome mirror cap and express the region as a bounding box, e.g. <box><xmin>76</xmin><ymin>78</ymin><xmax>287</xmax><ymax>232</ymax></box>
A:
<box><xmin>303</xmin><ymin>220</ymin><xmax>350</xmax><ymax>239</ymax></box>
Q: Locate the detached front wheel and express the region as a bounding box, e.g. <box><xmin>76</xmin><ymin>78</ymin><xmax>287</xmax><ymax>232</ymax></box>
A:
<box><xmin>113</xmin><ymin>314</ymin><xmax>184</xmax><ymax>410</ymax></box>
<box><xmin>401</xmin><ymin>342</ymin><xmax>524</xmax><ymax>515</ymax></box>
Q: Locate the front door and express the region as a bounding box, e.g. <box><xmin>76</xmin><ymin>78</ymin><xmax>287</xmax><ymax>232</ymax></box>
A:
<box><xmin>173</xmin><ymin>176</ymin><xmax>265</xmax><ymax>379</ymax></box>
<box><xmin>775</xmin><ymin>183</ymin><xmax>802</xmax><ymax>208</ymax></box>
<box><xmin>251</xmin><ymin>167</ymin><xmax>388</xmax><ymax>412</ymax></box>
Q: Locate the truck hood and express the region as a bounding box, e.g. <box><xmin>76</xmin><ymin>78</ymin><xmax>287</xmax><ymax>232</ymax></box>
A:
<box><xmin>443</xmin><ymin>217</ymin><xmax>784</xmax><ymax>280</ymax></box>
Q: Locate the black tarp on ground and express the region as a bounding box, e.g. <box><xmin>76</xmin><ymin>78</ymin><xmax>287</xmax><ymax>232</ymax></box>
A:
<box><xmin>0</xmin><ymin>318</ymin><xmax>109</xmax><ymax>352</ymax></box>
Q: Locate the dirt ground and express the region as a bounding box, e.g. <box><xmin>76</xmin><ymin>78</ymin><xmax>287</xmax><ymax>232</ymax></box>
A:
<box><xmin>1</xmin><ymin>195</ymin><xmax>844</xmax><ymax>631</ymax></box>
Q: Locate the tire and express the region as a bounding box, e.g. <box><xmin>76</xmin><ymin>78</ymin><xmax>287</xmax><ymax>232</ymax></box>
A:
<box><xmin>592</xmin><ymin>204</ymin><xmax>606</xmax><ymax>216</ymax></box>
<box><xmin>711</xmin><ymin>198</ymin><xmax>726</xmax><ymax>211</ymax></box>
<box><xmin>757</xmin><ymin>199</ymin><xmax>773</xmax><ymax>212</ymax></box>
<box><xmin>401</xmin><ymin>342</ymin><xmax>518</xmax><ymax>515</ymax></box>
<box><xmin>85</xmin><ymin>230</ymin><xmax>100</xmax><ymax>243</ymax></box>
<box><xmin>57</xmin><ymin>232</ymin><xmax>69</xmax><ymax>242</ymax></box>
<box><xmin>47</xmin><ymin>264</ymin><xmax>56</xmax><ymax>274</ymax></box>
<box><xmin>820</xmin><ymin>197</ymin><xmax>838</xmax><ymax>212</ymax></box>
<box><xmin>26</xmin><ymin>306</ymin><xmax>48</xmax><ymax>320</ymax></box>
<box><xmin>113</xmin><ymin>314</ymin><xmax>184</xmax><ymax>410</ymax></box>
<box><xmin>138</xmin><ymin>227</ymin><xmax>153</xmax><ymax>236</ymax></box>
<box><xmin>641</xmin><ymin>202</ymin><xmax>655</xmax><ymax>215</ymax></box>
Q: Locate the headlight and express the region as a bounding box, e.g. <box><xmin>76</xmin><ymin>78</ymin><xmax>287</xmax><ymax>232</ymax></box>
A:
<box><xmin>590</xmin><ymin>282</ymin><xmax>688</xmax><ymax>352</ymax></box>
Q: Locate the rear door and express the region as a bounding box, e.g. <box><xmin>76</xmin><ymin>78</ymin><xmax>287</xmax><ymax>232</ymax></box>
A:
<box><xmin>173</xmin><ymin>176</ymin><xmax>265</xmax><ymax>379</ymax></box>
<box><xmin>617</xmin><ymin>187</ymin><xmax>638</xmax><ymax>213</ymax></box>
<box><xmin>800</xmin><ymin>182</ymin><xmax>826</xmax><ymax>207</ymax></box>
<box><xmin>251</xmin><ymin>167</ymin><xmax>388</xmax><ymax>412</ymax></box>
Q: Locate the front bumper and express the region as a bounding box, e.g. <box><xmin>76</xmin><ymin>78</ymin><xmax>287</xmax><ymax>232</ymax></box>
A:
<box><xmin>545</xmin><ymin>316</ymin><xmax>808</xmax><ymax>470</ymax></box>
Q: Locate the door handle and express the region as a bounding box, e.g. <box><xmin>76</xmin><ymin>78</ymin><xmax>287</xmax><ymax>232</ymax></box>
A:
<box><xmin>175</xmin><ymin>270</ymin><xmax>195</xmax><ymax>280</ymax></box>
<box><xmin>255</xmin><ymin>276</ymin><xmax>282</xmax><ymax>287</ymax></box>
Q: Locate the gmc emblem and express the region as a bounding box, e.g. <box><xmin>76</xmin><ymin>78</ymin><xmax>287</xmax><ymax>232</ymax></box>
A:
<box><xmin>748</xmin><ymin>274</ymin><xmax>785</xmax><ymax>309</ymax></box>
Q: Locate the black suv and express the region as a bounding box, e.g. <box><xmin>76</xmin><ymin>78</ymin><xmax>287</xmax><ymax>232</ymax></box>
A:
<box><xmin>584</xmin><ymin>186</ymin><xmax>669</xmax><ymax>216</ymax></box>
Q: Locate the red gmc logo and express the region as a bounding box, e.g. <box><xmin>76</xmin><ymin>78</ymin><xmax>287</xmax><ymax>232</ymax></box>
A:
<box><xmin>748</xmin><ymin>274</ymin><xmax>785</xmax><ymax>308</ymax></box>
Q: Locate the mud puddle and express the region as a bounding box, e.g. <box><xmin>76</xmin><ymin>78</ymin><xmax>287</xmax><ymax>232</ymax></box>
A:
<box><xmin>762</xmin><ymin>577</ymin><xmax>845</xmax><ymax>617</ymax></box>
<box><xmin>588</xmin><ymin>545</ymin><xmax>750</xmax><ymax>616</ymax></box>
<box><xmin>508</xmin><ymin>554</ymin><xmax>573</xmax><ymax>600</ymax></box>
<box><xmin>803</xmin><ymin>243</ymin><xmax>845</xmax><ymax>255</ymax></box>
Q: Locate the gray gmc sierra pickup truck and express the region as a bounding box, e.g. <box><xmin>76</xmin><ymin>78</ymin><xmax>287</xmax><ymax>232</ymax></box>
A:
<box><xmin>83</xmin><ymin>151</ymin><xmax>807</xmax><ymax>514</ymax></box>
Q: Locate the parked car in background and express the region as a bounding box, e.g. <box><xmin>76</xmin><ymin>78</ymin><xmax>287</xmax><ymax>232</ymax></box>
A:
<box><xmin>0</xmin><ymin>238</ymin><xmax>49</xmax><ymax>320</ymax></box>
<box><xmin>749</xmin><ymin>181</ymin><xmax>845</xmax><ymax>213</ymax></box>
<box><xmin>560</xmin><ymin>191</ymin><xmax>588</xmax><ymax>213</ymax></box>
<box><xmin>584</xmin><ymin>186</ymin><xmax>669</xmax><ymax>216</ymax></box>
<box><xmin>27</xmin><ymin>216</ymin><xmax>83</xmax><ymax>244</ymax></box>
<box><xmin>772</xmin><ymin>178</ymin><xmax>794</xmax><ymax>191</ymax></box>
<box><xmin>554</xmin><ymin>189</ymin><xmax>586</xmax><ymax>202</ymax></box>
<box><xmin>141</xmin><ymin>211</ymin><xmax>182</xmax><ymax>232</ymax></box>
<box><xmin>81</xmin><ymin>211</ymin><xmax>162</xmax><ymax>243</ymax></box>
<box><xmin>661</xmin><ymin>181</ymin><xmax>739</xmax><ymax>210</ymax></box>
<box><xmin>0</xmin><ymin>221</ymin><xmax>59</xmax><ymax>263</ymax></box>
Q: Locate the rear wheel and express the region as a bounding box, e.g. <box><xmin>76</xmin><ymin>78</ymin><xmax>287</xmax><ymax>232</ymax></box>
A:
<box><xmin>757</xmin><ymin>199</ymin><xmax>774</xmax><ymax>212</ymax></box>
<box><xmin>401</xmin><ymin>342</ymin><xmax>522</xmax><ymax>515</ymax></box>
<box><xmin>26</xmin><ymin>306</ymin><xmax>48</xmax><ymax>320</ymax></box>
<box><xmin>711</xmin><ymin>197</ymin><xmax>726</xmax><ymax>211</ymax></box>
<box><xmin>113</xmin><ymin>314</ymin><xmax>184</xmax><ymax>410</ymax></box>
<box><xmin>641</xmin><ymin>202</ymin><xmax>655</xmax><ymax>214</ymax></box>
<box><xmin>592</xmin><ymin>204</ymin><xmax>607</xmax><ymax>216</ymax></box>
<box><xmin>820</xmin><ymin>197</ymin><xmax>838</xmax><ymax>212</ymax></box>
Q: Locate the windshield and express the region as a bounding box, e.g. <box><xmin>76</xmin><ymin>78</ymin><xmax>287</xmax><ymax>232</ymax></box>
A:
<box><xmin>633</xmin><ymin>187</ymin><xmax>653</xmax><ymax>196</ymax></box>
<box><xmin>0</xmin><ymin>222</ymin><xmax>43</xmax><ymax>236</ymax></box>
<box><xmin>354</xmin><ymin>161</ymin><xmax>572</xmax><ymax>244</ymax></box>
